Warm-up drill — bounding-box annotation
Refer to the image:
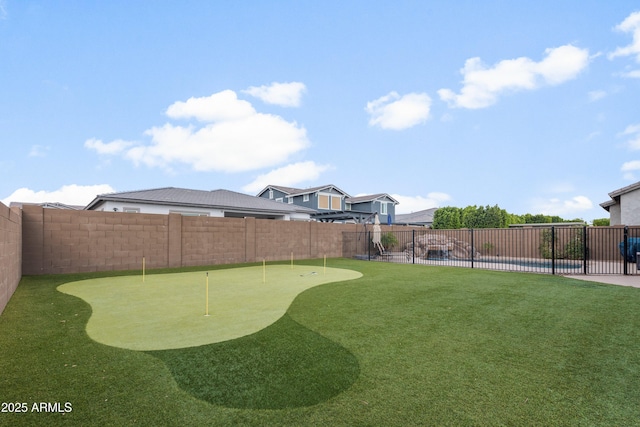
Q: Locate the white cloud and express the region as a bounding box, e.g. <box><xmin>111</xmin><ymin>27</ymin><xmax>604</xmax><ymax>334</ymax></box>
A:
<box><xmin>0</xmin><ymin>1</ymin><xmax>7</xmax><ymax>20</ymax></box>
<box><xmin>243</xmin><ymin>82</ymin><xmax>307</xmax><ymax>107</ymax></box>
<box><xmin>165</xmin><ymin>90</ymin><xmax>256</xmax><ymax>122</ymax></box>
<box><xmin>392</xmin><ymin>192</ymin><xmax>451</xmax><ymax>214</ymax></box>
<box><xmin>1</xmin><ymin>184</ymin><xmax>115</xmax><ymax>207</ymax></box>
<box><xmin>84</xmin><ymin>138</ymin><xmax>135</xmax><ymax>155</ymax></box>
<box><xmin>622</xmin><ymin>160</ymin><xmax>640</xmax><ymax>170</ymax></box>
<box><xmin>87</xmin><ymin>89</ymin><xmax>310</xmax><ymax>173</ymax></box>
<box><xmin>619</xmin><ymin>124</ymin><xmax>640</xmax><ymax>150</ymax></box>
<box><xmin>621</xmin><ymin>123</ymin><xmax>640</xmax><ymax>136</ymax></box>
<box><xmin>622</xmin><ymin>160</ymin><xmax>640</xmax><ymax>180</ymax></box>
<box><xmin>531</xmin><ymin>195</ymin><xmax>593</xmax><ymax>217</ymax></box>
<box><xmin>366</xmin><ymin>91</ymin><xmax>432</xmax><ymax>130</ymax></box>
<box><xmin>609</xmin><ymin>11</ymin><xmax>640</xmax><ymax>62</ymax></box>
<box><xmin>241</xmin><ymin>161</ymin><xmax>333</xmax><ymax>193</ymax></box>
<box><xmin>621</xmin><ymin>69</ymin><xmax>640</xmax><ymax>78</ymax></box>
<box><xmin>438</xmin><ymin>44</ymin><xmax>590</xmax><ymax>109</ymax></box>
<box><xmin>29</xmin><ymin>145</ymin><xmax>50</xmax><ymax>157</ymax></box>
<box><xmin>588</xmin><ymin>90</ymin><xmax>607</xmax><ymax>101</ymax></box>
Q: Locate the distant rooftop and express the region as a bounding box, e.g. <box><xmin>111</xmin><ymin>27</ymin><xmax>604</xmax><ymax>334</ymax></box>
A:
<box><xmin>395</xmin><ymin>208</ymin><xmax>438</xmax><ymax>225</ymax></box>
<box><xmin>10</xmin><ymin>201</ymin><xmax>83</xmax><ymax>210</ymax></box>
<box><xmin>85</xmin><ymin>187</ymin><xmax>317</xmax><ymax>214</ymax></box>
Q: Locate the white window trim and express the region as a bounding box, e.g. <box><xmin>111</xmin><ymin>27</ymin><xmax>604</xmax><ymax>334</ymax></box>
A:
<box><xmin>318</xmin><ymin>194</ymin><xmax>330</xmax><ymax>210</ymax></box>
<box><xmin>331</xmin><ymin>195</ymin><xmax>341</xmax><ymax>210</ymax></box>
<box><xmin>318</xmin><ymin>193</ymin><xmax>342</xmax><ymax>210</ymax></box>
<box><xmin>303</xmin><ymin>194</ymin><xmax>309</xmax><ymax>202</ymax></box>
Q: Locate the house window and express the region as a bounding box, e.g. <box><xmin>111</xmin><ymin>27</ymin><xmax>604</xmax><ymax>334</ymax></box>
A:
<box><xmin>276</xmin><ymin>198</ymin><xmax>283</xmax><ymax>203</ymax></box>
<box><xmin>380</xmin><ymin>202</ymin><xmax>388</xmax><ymax>215</ymax></box>
<box><xmin>288</xmin><ymin>197</ymin><xmax>293</xmax><ymax>204</ymax></box>
<box><xmin>319</xmin><ymin>194</ymin><xmax>341</xmax><ymax>210</ymax></box>
<box><xmin>331</xmin><ymin>195</ymin><xmax>341</xmax><ymax>210</ymax></box>
<box><xmin>268</xmin><ymin>190</ymin><xmax>274</xmax><ymax>199</ymax></box>
<box><xmin>345</xmin><ymin>203</ymin><xmax>351</xmax><ymax>211</ymax></box>
<box><xmin>303</xmin><ymin>194</ymin><xmax>309</xmax><ymax>202</ymax></box>
<box><xmin>123</xmin><ymin>207</ymin><xmax>140</xmax><ymax>213</ymax></box>
<box><xmin>318</xmin><ymin>194</ymin><xmax>329</xmax><ymax>209</ymax></box>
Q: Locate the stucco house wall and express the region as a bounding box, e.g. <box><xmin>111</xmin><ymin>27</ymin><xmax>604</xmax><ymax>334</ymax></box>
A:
<box><xmin>600</xmin><ymin>181</ymin><xmax>640</xmax><ymax>226</ymax></box>
<box><xmin>620</xmin><ymin>189</ymin><xmax>640</xmax><ymax>226</ymax></box>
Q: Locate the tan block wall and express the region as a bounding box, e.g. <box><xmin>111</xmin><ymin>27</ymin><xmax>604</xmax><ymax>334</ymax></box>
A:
<box><xmin>22</xmin><ymin>206</ymin><xmax>169</xmax><ymax>274</ymax></box>
<box><xmin>20</xmin><ymin>207</ymin><xmax>363</xmax><ymax>275</ymax></box>
<box><xmin>0</xmin><ymin>202</ymin><xmax>22</xmax><ymax>315</ymax></box>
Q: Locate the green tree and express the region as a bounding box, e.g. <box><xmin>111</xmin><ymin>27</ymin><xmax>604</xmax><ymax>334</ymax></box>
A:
<box><xmin>433</xmin><ymin>205</ymin><xmax>581</xmax><ymax>229</ymax></box>
<box><xmin>381</xmin><ymin>232</ymin><xmax>399</xmax><ymax>250</ymax></box>
<box><xmin>592</xmin><ymin>218</ymin><xmax>610</xmax><ymax>226</ymax></box>
<box><xmin>507</xmin><ymin>213</ymin><xmax>525</xmax><ymax>225</ymax></box>
<box><xmin>432</xmin><ymin>207</ymin><xmax>462</xmax><ymax>229</ymax></box>
<box><xmin>461</xmin><ymin>205</ymin><xmax>508</xmax><ymax>228</ymax></box>
<box><xmin>523</xmin><ymin>213</ymin><xmax>550</xmax><ymax>224</ymax></box>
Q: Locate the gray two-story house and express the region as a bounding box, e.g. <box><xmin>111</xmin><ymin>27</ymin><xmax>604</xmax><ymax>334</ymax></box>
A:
<box><xmin>346</xmin><ymin>194</ymin><xmax>398</xmax><ymax>225</ymax></box>
<box><xmin>258</xmin><ymin>184</ymin><xmax>349</xmax><ymax>210</ymax></box>
<box><xmin>257</xmin><ymin>184</ymin><xmax>398</xmax><ymax>224</ymax></box>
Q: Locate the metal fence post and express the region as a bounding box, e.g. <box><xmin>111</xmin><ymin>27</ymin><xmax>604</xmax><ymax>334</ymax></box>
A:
<box><xmin>624</xmin><ymin>226</ymin><xmax>629</xmax><ymax>275</ymax></box>
<box><xmin>470</xmin><ymin>228</ymin><xmax>475</xmax><ymax>269</ymax></box>
<box><xmin>412</xmin><ymin>229</ymin><xmax>415</xmax><ymax>264</ymax></box>
<box><xmin>551</xmin><ymin>226</ymin><xmax>556</xmax><ymax>275</ymax></box>
<box><xmin>582</xmin><ymin>226</ymin><xmax>588</xmax><ymax>275</ymax></box>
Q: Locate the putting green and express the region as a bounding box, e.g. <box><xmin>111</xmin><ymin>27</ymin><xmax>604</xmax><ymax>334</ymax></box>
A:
<box><xmin>57</xmin><ymin>265</ymin><xmax>362</xmax><ymax>351</ymax></box>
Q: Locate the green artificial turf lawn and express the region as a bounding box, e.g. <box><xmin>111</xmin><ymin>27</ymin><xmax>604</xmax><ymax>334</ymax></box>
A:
<box><xmin>1</xmin><ymin>259</ymin><xmax>640</xmax><ymax>426</ymax></box>
<box><xmin>56</xmin><ymin>265</ymin><xmax>362</xmax><ymax>351</ymax></box>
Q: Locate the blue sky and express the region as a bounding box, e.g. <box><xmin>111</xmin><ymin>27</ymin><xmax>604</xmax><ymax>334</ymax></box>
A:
<box><xmin>1</xmin><ymin>1</ymin><xmax>639</xmax><ymax>222</ymax></box>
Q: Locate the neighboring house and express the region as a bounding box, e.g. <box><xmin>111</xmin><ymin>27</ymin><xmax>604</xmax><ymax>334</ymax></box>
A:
<box><xmin>257</xmin><ymin>184</ymin><xmax>350</xmax><ymax>211</ymax></box>
<box><xmin>395</xmin><ymin>207</ymin><xmax>438</xmax><ymax>227</ymax></box>
<box><xmin>257</xmin><ymin>185</ymin><xmax>398</xmax><ymax>223</ymax></box>
<box><xmin>84</xmin><ymin>187</ymin><xmax>317</xmax><ymax>221</ymax></box>
<box><xmin>345</xmin><ymin>194</ymin><xmax>399</xmax><ymax>225</ymax></box>
<box><xmin>600</xmin><ymin>181</ymin><xmax>640</xmax><ymax>225</ymax></box>
<box><xmin>10</xmin><ymin>202</ymin><xmax>83</xmax><ymax>210</ymax></box>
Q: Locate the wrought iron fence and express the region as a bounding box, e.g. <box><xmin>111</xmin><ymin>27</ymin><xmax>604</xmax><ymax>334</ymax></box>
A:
<box><xmin>342</xmin><ymin>226</ymin><xmax>640</xmax><ymax>275</ymax></box>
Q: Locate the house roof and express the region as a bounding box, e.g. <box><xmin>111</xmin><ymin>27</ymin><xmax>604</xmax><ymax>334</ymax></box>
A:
<box><xmin>599</xmin><ymin>180</ymin><xmax>640</xmax><ymax>211</ymax></box>
<box><xmin>347</xmin><ymin>193</ymin><xmax>399</xmax><ymax>205</ymax></box>
<box><xmin>395</xmin><ymin>208</ymin><xmax>438</xmax><ymax>225</ymax></box>
<box><xmin>608</xmin><ymin>181</ymin><xmax>640</xmax><ymax>199</ymax></box>
<box><xmin>84</xmin><ymin>187</ymin><xmax>317</xmax><ymax>214</ymax></box>
<box><xmin>10</xmin><ymin>201</ymin><xmax>83</xmax><ymax>210</ymax></box>
<box><xmin>257</xmin><ymin>184</ymin><xmax>351</xmax><ymax>198</ymax></box>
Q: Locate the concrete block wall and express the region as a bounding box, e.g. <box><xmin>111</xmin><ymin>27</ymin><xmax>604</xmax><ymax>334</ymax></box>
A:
<box><xmin>180</xmin><ymin>216</ymin><xmax>248</xmax><ymax>266</ymax></box>
<box><xmin>20</xmin><ymin>206</ymin><xmax>363</xmax><ymax>275</ymax></box>
<box><xmin>0</xmin><ymin>202</ymin><xmax>22</xmax><ymax>315</ymax></box>
<box><xmin>253</xmin><ymin>220</ymin><xmax>358</xmax><ymax>262</ymax></box>
<box><xmin>22</xmin><ymin>206</ymin><xmax>170</xmax><ymax>275</ymax></box>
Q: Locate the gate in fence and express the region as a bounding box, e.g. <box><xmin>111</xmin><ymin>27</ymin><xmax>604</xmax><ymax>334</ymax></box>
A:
<box><xmin>342</xmin><ymin>226</ymin><xmax>640</xmax><ymax>275</ymax></box>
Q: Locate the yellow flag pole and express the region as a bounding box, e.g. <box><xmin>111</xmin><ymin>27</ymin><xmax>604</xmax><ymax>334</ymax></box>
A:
<box><xmin>205</xmin><ymin>272</ymin><xmax>210</xmax><ymax>316</ymax></box>
<box><xmin>263</xmin><ymin>259</ymin><xmax>266</xmax><ymax>284</ymax></box>
<box><xmin>142</xmin><ymin>256</ymin><xmax>145</xmax><ymax>283</ymax></box>
<box><xmin>324</xmin><ymin>254</ymin><xmax>326</xmax><ymax>274</ymax></box>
